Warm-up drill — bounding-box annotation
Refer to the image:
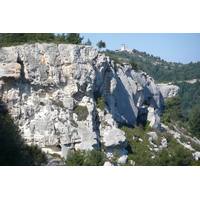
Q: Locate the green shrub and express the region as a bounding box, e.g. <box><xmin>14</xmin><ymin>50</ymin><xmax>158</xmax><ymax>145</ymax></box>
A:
<box><xmin>110</xmin><ymin>149</ymin><xmax>119</xmax><ymax>165</ymax></box>
<box><xmin>101</xmin><ymin>120</ymin><xmax>111</xmax><ymax>129</ymax></box>
<box><xmin>179</xmin><ymin>135</ymin><xmax>190</xmax><ymax>144</ymax></box>
<box><xmin>109</xmin><ymin>55</ymin><xmax>124</xmax><ymax>67</ymax></box>
<box><xmin>120</xmin><ymin>125</ymin><xmax>155</xmax><ymax>166</ymax></box>
<box><xmin>154</xmin><ymin>148</ymin><xmax>171</xmax><ymax>166</ymax></box>
<box><xmin>189</xmin><ymin>141</ymin><xmax>200</xmax><ymax>152</ymax></box>
<box><xmin>0</xmin><ymin>105</ymin><xmax>47</xmax><ymax>165</ymax></box>
<box><xmin>84</xmin><ymin>149</ymin><xmax>105</xmax><ymax>166</ymax></box>
<box><xmin>50</xmin><ymin>153</ymin><xmax>62</xmax><ymax>158</ymax></box>
<box><xmin>119</xmin><ymin>124</ymin><xmax>196</xmax><ymax>166</ymax></box>
<box><xmin>130</xmin><ymin>61</ymin><xmax>138</xmax><ymax>70</ymax></box>
<box><xmin>65</xmin><ymin>149</ymin><xmax>105</xmax><ymax>166</ymax></box>
<box><xmin>70</xmin><ymin>119</ymin><xmax>78</xmax><ymax>127</ymax></box>
<box><xmin>96</xmin><ymin>95</ymin><xmax>105</xmax><ymax>111</ymax></box>
<box><xmin>163</xmin><ymin>96</ymin><xmax>184</xmax><ymax>122</ymax></box>
<box><xmin>188</xmin><ymin>110</ymin><xmax>200</xmax><ymax>139</ymax></box>
<box><xmin>51</xmin><ymin>99</ymin><xmax>64</xmax><ymax>108</ymax></box>
<box><xmin>65</xmin><ymin>150</ymin><xmax>86</xmax><ymax>166</ymax></box>
<box><xmin>169</xmin><ymin>145</ymin><xmax>193</xmax><ymax>166</ymax></box>
<box><xmin>153</xmin><ymin>134</ymin><xmax>194</xmax><ymax>166</ymax></box>
<box><xmin>24</xmin><ymin>144</ymin><xmax>47</xmax><ymax>166</ymax></box>
<box><xmin>72</xmin><ymin>105</ymin><xmax>89</xmax><ymax>121</ymax></box>
<box><xmin>161</xmin><ymin>113</ymin><xmax>171</xmax><ymax>124</ymax></box>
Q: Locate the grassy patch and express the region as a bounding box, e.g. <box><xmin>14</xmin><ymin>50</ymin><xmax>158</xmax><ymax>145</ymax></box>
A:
<box><xmin>72</xmin><ymin>105</ymin><xmax>89</xmax><ymax>121</ymax></box>
<box><xmin>96</xmin><ymin>94</ymin><xmax>105</xmax><ymax>111</ymax></box>
<box><xmin>51</xmin><ymin>99</ymin><xmax>64</xmax><ymax>108</ymax></box>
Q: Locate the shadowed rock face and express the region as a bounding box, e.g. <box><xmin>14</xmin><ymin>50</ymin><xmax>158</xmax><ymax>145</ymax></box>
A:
<box><xmin>0</xmin><ymin>43</ymin><xmax>164</xmax><ymax>163</ymax></box>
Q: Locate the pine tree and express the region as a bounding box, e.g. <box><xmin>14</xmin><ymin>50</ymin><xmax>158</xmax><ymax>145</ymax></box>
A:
<box><xmin>84</xmin><ymin>38</ymin><xmax>92</xmax><ymax>46</ymax></box>
<box><xmin>65</xmin><ymin>33</ymin><xmax>84</xmax><ymax>44</ymax></box>
<box><xmin>188</xmin><ymin>110</ymin><xmax>200</xmax><ymax>138</ymax></box>
<box><xmin>96</xmin><ymin>40</ymin><xmax>106</xmax><ymax>51</ymax></box>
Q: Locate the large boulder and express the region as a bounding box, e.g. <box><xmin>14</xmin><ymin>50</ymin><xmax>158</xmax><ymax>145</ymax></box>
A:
<box><xmin>157</xmin><ymin>83</ymin><xmax>179</xmax><ymax>99</ymax></box>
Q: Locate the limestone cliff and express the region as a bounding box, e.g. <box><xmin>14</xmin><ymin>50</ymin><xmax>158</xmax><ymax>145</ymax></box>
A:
<box><xmin>0</xmin><ymin>43</ymin><xmax>164</xmax><ymax>164</ymax></box>
<box><xmin>157</xmin><ymin>83</ymin><xmax>179</xmax><ymax>99</ymax></box>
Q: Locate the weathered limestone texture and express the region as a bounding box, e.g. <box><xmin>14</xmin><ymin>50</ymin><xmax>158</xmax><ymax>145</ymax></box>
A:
<box><xmin>157</xmin><ymin>83</ymin><xmax>179</xmax><ymax>99</ymax></box>
<box><xmin>0</xmin><ymin>43</ymin><xmax>164</xmax><ymax>163</ymax></box>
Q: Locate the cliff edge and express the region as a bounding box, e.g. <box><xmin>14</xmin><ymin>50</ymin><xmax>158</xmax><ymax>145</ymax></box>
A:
<box><xmin>0</xmin><ymin>43</ymin><xmax>165</xmax><ymax>164</ymax></box>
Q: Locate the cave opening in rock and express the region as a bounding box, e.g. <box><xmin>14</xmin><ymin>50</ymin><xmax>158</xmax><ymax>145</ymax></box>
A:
<box><xmin>47</xmin><ymin>144</ymin><xmax>62</xmax><ymax>152</ymax></box>
<box><xmin>17</xmin><ymin>56</ymin><xmax>27</xmax><ymax>82</ymax></box>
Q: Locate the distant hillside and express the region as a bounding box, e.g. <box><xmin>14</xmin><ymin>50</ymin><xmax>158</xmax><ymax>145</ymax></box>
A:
<box><xmin>176</xmin><ymin>81</ymin><xmax>200</xmax><ymax>118</ymax></box>
<box><xmin>105</xmin><ymin>49</ymin><xmax>200</xmax><ymax>119</ymax></box>
<box><xmin>105</xmin><ymin>49</ymin><xmax>200</xmax><ymax>83</ymax></box>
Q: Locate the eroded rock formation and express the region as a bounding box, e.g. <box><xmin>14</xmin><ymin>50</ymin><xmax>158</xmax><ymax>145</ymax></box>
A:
<box><xmin>0</xmin><ymin>43</ymin><xmax>165</xmax><ymax>164</ymax></box>
<box><xmin>157</xmin><ymin>83</ymin><xmax>179</xmax><ymax>99</ymax></box>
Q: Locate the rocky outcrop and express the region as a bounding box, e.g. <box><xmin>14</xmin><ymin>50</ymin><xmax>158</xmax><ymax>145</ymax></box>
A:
<box><xmin>192</xmin><ymin>152</ymin><xmax>200</xmax><ymax>161</ymax></box>
<box><xmin>0</xmin><ymin>63</ymin><xmax>21</xmax><ymax>79</ymax></box>
<box><xmin>0</xmin><ymin>43</ymin><xmax>164</xmax><ymax>163</ymax></box>
<box><xmin>157</xmin><ymin>83</ymin><xmax>179</xmax><ymax>99</ymax></box>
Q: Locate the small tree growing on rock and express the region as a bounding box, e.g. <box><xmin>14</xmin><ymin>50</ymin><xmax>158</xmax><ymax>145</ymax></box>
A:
<box><xmin>84</xmin><ymin>38</ymin><xmax>92</xmax><ymax>46</ymax></box>
<box><xmin>96</xmin><ymin>40</ymin><xmax>106</xmax><ymax>51</ymax></box>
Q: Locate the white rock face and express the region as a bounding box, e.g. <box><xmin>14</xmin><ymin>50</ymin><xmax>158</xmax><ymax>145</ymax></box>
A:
<box><xmin>103</xmin><ymin>128</ymin><xmax>126</xmax><ymax>147</ymax></box>
<box><xmin>0</xmin><ymin>43</ymin><xmax>164</xmax><ymax>161</ymax></box>
<box><xmin>0</xmin><ymin>63</ymin><xmax>21</xmax><ymax>79</ymax></box>
<box><xmin>161</xmin><ymin>137</ymin><xmax>168</xmax><ymax>148</ymax></box>
<box><xmin>147</xmin><ymin>132</ymin><xmax>158</xmax><ymax>142</ymax></box>
<box><xmin>192</xmin><ymin>152</ymin><xmax>200</xmax><ymax>161</ymax></box>
<box><xmin>157</xmin><ymin>83</ymin><xmax>179</xmax><ymax>99</ymax></box>
<box><xmin>103</xmin><ymin>161</ymin><xmax>114</xmax><ymax>166</ymax></box>
<box><xmin>147</xmin><ymin>107</ymin><xmax>162</xmax><ymax>131</ymax></box>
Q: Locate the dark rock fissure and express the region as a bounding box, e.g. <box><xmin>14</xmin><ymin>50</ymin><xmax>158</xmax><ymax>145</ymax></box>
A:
<box><xmin>17</xmin><ymin>56</ymin><xmax>27</xmax><ymax>83</ymax></box>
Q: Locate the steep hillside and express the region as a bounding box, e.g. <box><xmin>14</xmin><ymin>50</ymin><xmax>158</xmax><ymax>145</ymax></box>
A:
<box><xmin>105</xmin><ymin>49</ymin><xmax>200</xmax><ymax>83</ymax></box>
<box><xmin>175</xmin><ymin>81</ymin><xmax>200</xmax><ymax>118</ymax></box>
<box><xmin>105</xmin><ymin>49</ymin><xmax>200</xmax><ymax>119</ymax></box>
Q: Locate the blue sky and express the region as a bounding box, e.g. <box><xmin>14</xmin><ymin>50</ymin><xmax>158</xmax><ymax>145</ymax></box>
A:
<box><xmin>80</xmin><ymin>33</ymin><xmax>200</xmax><ymax>64</ymax></box>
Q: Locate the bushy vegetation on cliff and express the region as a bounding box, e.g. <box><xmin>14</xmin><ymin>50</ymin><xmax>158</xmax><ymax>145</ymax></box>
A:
<box><xmin>161</xmin><ymin>96</ymin><xmax>200</xmax><ymax>140</ymax></box>
<box><xmin>65</xmin><ymin>149</ymin><xmax>106</xmax><ymax>166</ymax></box>
<box><xmin>119</xmin><ymin>124</ymin><xmax>200</xmax><ymax>166</ymax></box>
<box><xmin>0</xmin><ymin>104</ymin><xmax>46</xmax><ymax>166</ymax></box>
<box><xmin>175</xmin><ymin>81</ymin><xmax>200</xmax><ymax>119</ymax></box>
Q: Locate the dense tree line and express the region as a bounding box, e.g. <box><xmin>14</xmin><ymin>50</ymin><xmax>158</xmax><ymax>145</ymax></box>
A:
<box><xmin>161</xmin><ymin>96</ymin><xmax>185</xmax><ymax>124</ymax></box>
<box><xmin>188</xmin><ymin>110</ymin><xmax>200</xmax><ymax>139</ymax></box>
<box><xmin>161</xmin><ymin>95</ymin><xmax>200</xmax><ymax>140</ymax></box>
<box><xmin>0</xmin><ymin>33</ymin><xmax>84</xmax><ymax>47</ymax></box>
<box><xmin>175</xmin><ymin>81</ymin><xmax>200</xmax><ymax>118</ymax></box>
